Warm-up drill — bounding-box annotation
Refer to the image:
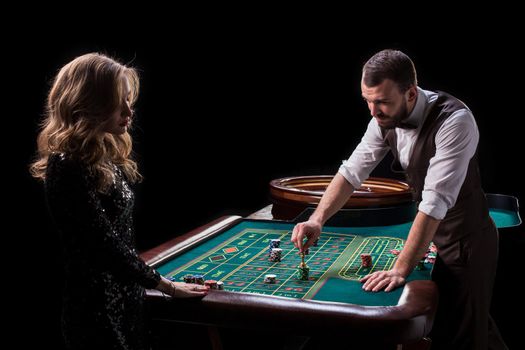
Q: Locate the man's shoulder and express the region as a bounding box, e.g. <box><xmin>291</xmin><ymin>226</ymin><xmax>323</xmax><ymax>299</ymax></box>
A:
<box><xmin>427</xmin><ymin>90</ymin><xmax>471</xmax><ymax>115</ymax></box>
<box><xmin>418</xmin><ymin>87</ymin><xmax>438</xmax><ymax>101</ymax></box>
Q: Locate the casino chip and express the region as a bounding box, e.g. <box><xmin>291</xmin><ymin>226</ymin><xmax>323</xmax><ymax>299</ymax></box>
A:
<box><xmin>297</xmin><ymin>262</ymin><xmax>310</xmax><ymax>280</ymax></box>
<box><xmin>205</xmin><ymin>280</ymin><xmax>218</xmax><ymax>289</ymax></box>
<box><xmin>183</xmin><ymin>274</ymin><xmax>195</xmax><ymax>283</ymax></box>
<box><xmin>193</xmin><ymin>274</ymin><xmax>205</xmax><ymax>285</ymax></box>
<box><xmin>269</xmin><ymin>248</ymin><xmax>282</xmax><ymax>262</ymax></box>
<box><xmin>360</xmin><ymin>253</ymin><xmax>372</xmax><ymax>267</ymax></box>
<box><xmin>264</xmin><ymin>274</ymin><xmax>277</xmax><ymax>284</ymax></box>
<box><xmin>416</xmin><ymin>260</ymin><xmax>427</xmax><ymax>270</ymax></box>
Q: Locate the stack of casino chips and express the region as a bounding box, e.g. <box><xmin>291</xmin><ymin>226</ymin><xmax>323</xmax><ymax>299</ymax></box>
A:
<box><xmin>425</xmin><ymin>244</ymin><xmax>437</xmax><ymax>264</ymax></box>
<box><xmin>417</xmin><ymin>243</ymin><xmax>438</xmax><ymax>270</ymax></box>
<box><xmin>204</xmin><ymin>280</ymin><xmax>218</xmax><ymax>289</ymax></box>
<box><xmin>269</xmin><ymin>248</ymin><xmax>282</xmax><ymax>262</ymax></box>
<box><xmin>360</xmin><ymin>253</ymin><xmax>372</xmax><ymax>268</ymax></box>
<box><xmin>296</xmin><ymin>262</ymin><xmax>310</xmax><ymax>280</ymax></box>
<box><xmin>296</xmin><ymin>252</ymin><xmax>310</xmax><ymax>280</ymax></box>
<box><xmin>182</xmin><ymin>274</ymin><xmax>195</xmax><ymax>283</ymax></box>
<box><xmin>182</xmin><ymin>275</ymin><xmax>225</xmax><ymax>290</ymax></box>
<box><xmin>268</xmin><ymin>239</ymin><xmax>281</xmax><ymax>256</ymax></box>
<box><xmin>193</xmin><ymin>274</ymin><xmax>205</xmax><ymax>285</ymax></box>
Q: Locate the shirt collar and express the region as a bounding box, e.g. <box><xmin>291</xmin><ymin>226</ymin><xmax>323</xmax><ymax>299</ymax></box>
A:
<box><xmin>401</xmin><ymin>86</ymin><xmax>427</xmax><ymax>129</ymax></box>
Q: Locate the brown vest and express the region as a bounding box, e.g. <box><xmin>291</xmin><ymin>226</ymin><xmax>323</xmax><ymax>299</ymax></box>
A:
<box><xmin>382</xmin><ymin>91</ymin><xmax>492</xmax><ymax>250</ymax></box>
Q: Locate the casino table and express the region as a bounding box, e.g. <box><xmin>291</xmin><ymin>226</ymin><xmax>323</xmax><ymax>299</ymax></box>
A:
<box><xmin>141</xmin><ymin>194</ymin><xmax>520</xmax><ymax>348</ymax></box>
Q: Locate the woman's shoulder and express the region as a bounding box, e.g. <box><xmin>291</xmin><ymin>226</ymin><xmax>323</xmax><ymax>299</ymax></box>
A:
<box><xmin>46</xmin><ymin>153</ymin><xmax>86</xmax><ymax>179</ymax></box>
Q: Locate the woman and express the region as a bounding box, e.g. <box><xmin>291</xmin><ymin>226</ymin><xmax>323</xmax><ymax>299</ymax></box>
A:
<box><xmin>30</xmin><ymin>53</ymin><xmax>208</xmax><ymax>349</ymax></box>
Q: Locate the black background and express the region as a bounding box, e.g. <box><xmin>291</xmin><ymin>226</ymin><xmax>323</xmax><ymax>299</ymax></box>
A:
<box><xmin>11</xmin><ymin>18</ymin><xmax>524</xmax><ymax>349</ymax></box>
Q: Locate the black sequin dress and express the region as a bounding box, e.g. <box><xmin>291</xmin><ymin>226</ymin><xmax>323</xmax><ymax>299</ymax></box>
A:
<box><xmin>45</xmin><ymin>153</ymin><xmax>160</xmax><ymax>350</ymax></box>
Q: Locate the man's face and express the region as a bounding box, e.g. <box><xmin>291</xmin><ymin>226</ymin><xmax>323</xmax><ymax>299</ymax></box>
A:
<box><xmin>361</xmin><ymin>78</ymin><xmax>411</xmax><ymax>129</ymax></box>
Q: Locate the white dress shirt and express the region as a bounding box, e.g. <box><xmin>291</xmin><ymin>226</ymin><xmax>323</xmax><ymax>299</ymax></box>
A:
<box><xmin>338</xmin><ymin>87</ymin><xmax>479</xmax><ymax>220</ymax></box>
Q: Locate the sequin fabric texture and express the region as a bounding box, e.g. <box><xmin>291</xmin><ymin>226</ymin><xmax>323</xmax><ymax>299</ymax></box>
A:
<box><xmin>45</xmin><ymin>153</ymin><xmax>160</xmax><ymax>350</ymax></box>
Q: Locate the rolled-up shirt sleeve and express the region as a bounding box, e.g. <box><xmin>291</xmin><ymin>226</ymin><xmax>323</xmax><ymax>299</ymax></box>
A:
<box><xmin>338</xmin><ymin>118</ymin><xmax>390</xmax><ymax>189</ymax></box>
<box><xmin>418</xmin><ymin>109</ymin><xmax>479</xmax><ymax>219</ymax></box>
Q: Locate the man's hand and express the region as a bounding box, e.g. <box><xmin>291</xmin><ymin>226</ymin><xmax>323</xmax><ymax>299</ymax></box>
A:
<box><xmin>359</xmin><ymin>211</ymin><xmax>440</xmax><ymax>292</ymax></box>
<box><xmin>359</xmin><ymin>269</ymin><xmax>406</xmax><ymax>292</ymax></box>
<box><xmin>290</xmin><ymin>174</ymin><xmax>354</xmax><ymax>253</ymax></box>
<box><xmin>291</xmin><ymin>220</ymin><xmax>322</xmax><ymax>253</ymax></box>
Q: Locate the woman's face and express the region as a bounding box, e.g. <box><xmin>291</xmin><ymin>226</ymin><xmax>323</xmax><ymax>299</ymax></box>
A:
<box><xmin>103</xmin><ymin>77</ymin><xmax>133</xmax><ymax>135</ymax></box>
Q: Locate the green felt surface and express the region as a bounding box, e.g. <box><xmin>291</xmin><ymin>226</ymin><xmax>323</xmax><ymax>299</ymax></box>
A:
<box><xmin>155</xmin><ymin>209</ymin><xmax>518</xmax><ymax>306</ymax></box>
<box><xmin>489</xmin><ymin>209</ymin><xmax>521</xmax><ymax>228</ymax></box>
<box><xmin>156</xmin><ymin>220</ymin><xmax>429</xmax><ymax>306</ymax></box>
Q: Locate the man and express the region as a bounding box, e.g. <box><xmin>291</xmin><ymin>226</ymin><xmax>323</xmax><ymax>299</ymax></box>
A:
<box><xmin>291</xmin><ymin>49</ymin><xmax>506</xmax><ymax>349</ymax></box>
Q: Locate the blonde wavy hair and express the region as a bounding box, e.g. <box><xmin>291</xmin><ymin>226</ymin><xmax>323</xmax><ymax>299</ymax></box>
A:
<box><xmin>30</xmin><ymin>52</ymin><xmax>142</xmax><ymax>192</ymax></box>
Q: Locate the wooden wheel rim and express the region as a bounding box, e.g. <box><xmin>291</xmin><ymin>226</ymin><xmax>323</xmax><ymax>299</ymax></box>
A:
<box><xmin>269</xmin><ymin>176</ymin><xmax>413</xmax><ymax>208</ymax></box>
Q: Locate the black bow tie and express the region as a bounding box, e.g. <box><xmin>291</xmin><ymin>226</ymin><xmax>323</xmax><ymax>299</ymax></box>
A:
<box><xmin>398</xmin><ymin>122</ymin><xmax>418</xmax><ymax>130</ymax></box>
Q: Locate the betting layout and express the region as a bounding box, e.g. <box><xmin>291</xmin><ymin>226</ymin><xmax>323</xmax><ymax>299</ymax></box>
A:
<box><xmin>166</xmin><ymin>228</ymin><xmax>436</xmax><ymax>299</ymax></box>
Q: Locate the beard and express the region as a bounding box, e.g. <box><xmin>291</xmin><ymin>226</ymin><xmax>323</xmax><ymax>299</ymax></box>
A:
<box><xmin>375</xmin><ymin>101</ymin><xmax>409</xmax><ymax>130</ymax></box>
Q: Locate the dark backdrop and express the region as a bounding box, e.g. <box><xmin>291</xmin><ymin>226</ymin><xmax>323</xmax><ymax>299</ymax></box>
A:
<box><xmin>13</xmin><ymin>29</ymin><xmax>524</xmax><ymax>349</ymax></box>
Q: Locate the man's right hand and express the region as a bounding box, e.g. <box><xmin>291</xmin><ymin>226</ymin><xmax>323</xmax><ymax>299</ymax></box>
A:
<box><xmin>291</xmin><ymin>220</ymin><xmax>322</xmax><ymax>253</ymax></box>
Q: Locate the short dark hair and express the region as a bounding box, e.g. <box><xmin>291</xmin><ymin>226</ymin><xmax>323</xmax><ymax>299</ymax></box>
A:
<box><xmin>362</xmin><ymin>49</ymin><xmax>417</xmax><ymax>92</ymax></box>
